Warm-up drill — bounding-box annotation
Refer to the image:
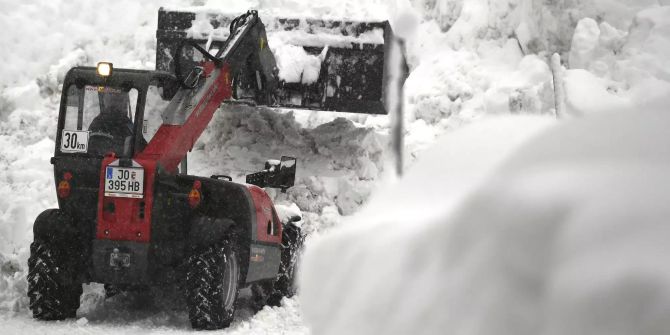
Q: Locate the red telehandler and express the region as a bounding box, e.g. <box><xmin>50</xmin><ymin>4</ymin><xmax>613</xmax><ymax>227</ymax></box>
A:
<box><xmin>28</xmin><ymin>9</ymin><xmax>403</xmax><ymax>330</ymax></box>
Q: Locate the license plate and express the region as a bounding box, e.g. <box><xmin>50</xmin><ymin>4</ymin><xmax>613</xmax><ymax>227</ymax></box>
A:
<box><xmin>104</xmin><ymin>165</ymin><xmax>144</xmax><ymax>198</ymax></box>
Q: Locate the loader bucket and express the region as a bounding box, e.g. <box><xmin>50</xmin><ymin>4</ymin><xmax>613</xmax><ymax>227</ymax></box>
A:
<box><xmin>156</xmin><ymin>8</ymin><xmax>406</xmax><ymax>115</ymax></box>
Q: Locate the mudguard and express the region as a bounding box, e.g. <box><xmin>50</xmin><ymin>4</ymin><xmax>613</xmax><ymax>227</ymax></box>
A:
<box><xmin>189</xmin><ymin>216</ymin><xmax>236</xmax><ymax>247</ymax></box>
<box><xmin>32</xmin><ymin>208</ymin><xmax>87</xmax><ymax>286</ymax></box>
<box><xmin>33</xmin><ymin>209</ymin><xmax>80</xmax><ymax>243</ymax></box>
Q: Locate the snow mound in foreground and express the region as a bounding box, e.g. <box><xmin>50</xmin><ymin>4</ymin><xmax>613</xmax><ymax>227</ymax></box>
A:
<box><xmin>300</xmin><ymin>102</ymin><xmax>670</xmax><ymax>335</ymax></box>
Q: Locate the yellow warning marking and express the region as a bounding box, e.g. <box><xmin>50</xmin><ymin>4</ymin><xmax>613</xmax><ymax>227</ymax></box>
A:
<box><xmin>260</xmin><ymin>37</ymin><xmax>265</xmax><ymax>50</ymax></box>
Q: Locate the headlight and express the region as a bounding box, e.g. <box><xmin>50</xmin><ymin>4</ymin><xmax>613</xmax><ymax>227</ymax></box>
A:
<box><xmin>96</xmin><ymin>62</ymin><xmax>113</xmax><ymax>77</ymax></box>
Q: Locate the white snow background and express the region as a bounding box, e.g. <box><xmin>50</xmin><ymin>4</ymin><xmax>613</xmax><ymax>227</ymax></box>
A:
<box><xmin>1</xmin><ymin>0</ymin><xmax>669</xmax><ymax>333</ymax></box>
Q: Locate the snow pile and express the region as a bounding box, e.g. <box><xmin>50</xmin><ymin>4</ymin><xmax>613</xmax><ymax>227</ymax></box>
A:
<box><xmin>402</xmin><ymin>0</ymin><xmax>670</xmax><ymax>125</ymax></box>
<box><xmin>299</xmin><ymin>1</ymin><xmax>670</xmax><ymax>334</ymax></box>
<box><xmin>185</xmin><ymin>12</ymin><xmax>385</xmax><ymax>49</ymax></box>
<box><xmin>272</xmin><ymin>45</ymin><xmax>327</xmax><ymax>84</ymax></box>
<box><xmin>230</xmin><ymin>298</ymin><xmax>309</xmax><ymax>335</ymax></box>
<box><xmin>301</xmin><ymin>101</ymin><xmax>670</xmax><ymax>335</ymax></box>
<box><xmin>299</xmin><ymin>115</ymin><xmax>555</xmax><ymax>334</ymax></box>
<box><xmin>266</xmin><ymin>28</ymin><xmax>384</xmax><ymax>49</ymax></box>
<box><xmin>191</xmin><ymin>105</ymin><xmax>387</xmax><ymax>230</ymax></box>
<box><xmin>170</xmin><ymin>0</ymin><xmax>388</xmax><ymax>22</ymax></box>
<box><xmin>399</xmin><ymin>1</ymin><xmax>562</xmax><ymax>155</ymax></box>
<box><xmin>274</xmin><ymin>203</ymin><xmax>303</xmax><ymax>225</ymax></box>
<box><xmin>0</xmin><ymin>1</ymin><xmax>187</xmax><ymax>91</ymax></box>
<box><xmin>184</xmin><ymin>9</ymin><xmax>385</xmax><ymax>84</ymax></box>
<box><xmin>563</xmin><ymin>7</ymin><xmax>670</xmax><ymax>115</ymax></box>
<box><xmin>0</xmin><ymin>92</ymin><xmax>60</xmax><ymax>312</ymax></box>
<box><xmin>569</xmin><ymin>18</ymin><xmax>604</xmax><ymax>70</ymax></box>
<box><xmin>411</xmin><ymin>0</ymin><xmax>661</xmax><ymax>54</ymax></box>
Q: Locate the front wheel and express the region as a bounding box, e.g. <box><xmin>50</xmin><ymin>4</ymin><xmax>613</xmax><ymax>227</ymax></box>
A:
<box><xmin>251</xmin><ymin>222</ymin><xmax>303</xmax><ymax>310</ymax></box>
<box><xmin>186</xmin><ymin>241</ymin><xmax>240</xmax><ymax>330</ymax></box>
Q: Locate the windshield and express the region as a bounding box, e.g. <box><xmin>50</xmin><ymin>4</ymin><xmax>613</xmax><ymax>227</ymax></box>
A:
<box><xmin>60</xmin><ymin>84</ymin><xmax>139</xmax><ymax>157</ymax></box>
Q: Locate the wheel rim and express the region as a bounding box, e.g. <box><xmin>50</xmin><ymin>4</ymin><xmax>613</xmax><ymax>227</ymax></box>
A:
<box><xmin>222</xmin><ymin>250</ymin><xmax>238</xmax><ymax>311</ymax></box>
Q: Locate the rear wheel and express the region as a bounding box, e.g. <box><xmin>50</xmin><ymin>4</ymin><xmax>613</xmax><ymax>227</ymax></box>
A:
<box><xmin>186</xmin><ymin>241</ymin><xmax>240</xmax><ymax>330</ymax></box>
<box><xmin>27</xmin><ymin>241</ymin><xmax>82</xmax><ymax>320</ymax></box>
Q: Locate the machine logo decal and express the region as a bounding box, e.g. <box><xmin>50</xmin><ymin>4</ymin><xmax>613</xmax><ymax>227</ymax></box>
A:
<box><xmin>250</xmin><ymin>246</ymin><xmax>266</xmax><ymax>262</ymax></box>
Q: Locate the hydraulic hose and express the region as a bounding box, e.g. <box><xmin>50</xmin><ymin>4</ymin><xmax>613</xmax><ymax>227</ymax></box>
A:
<box><xmin>174</xmin><ymin>40</ymin><xmax>223</xmax><ymax>89</ymax></box>
<box><xmin>174</xmin><ymin>10</ymin><xmax>257</xmax><ymax>89</ymax></box>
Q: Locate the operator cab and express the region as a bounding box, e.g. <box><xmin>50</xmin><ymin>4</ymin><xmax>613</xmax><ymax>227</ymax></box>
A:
<box><xmin>61</xmin><ymin>84</ymin><xmax>137</xmax><ymax>157</ymax></box>
<box><xmin>52</xmin><ymin>63</ymin><xmax>178</xmax><ymax>213</ymax></box>
<box><xmin>56</xmin><ymin>63</ymin><xmax>177</xmax><ymax>160</ymax></box>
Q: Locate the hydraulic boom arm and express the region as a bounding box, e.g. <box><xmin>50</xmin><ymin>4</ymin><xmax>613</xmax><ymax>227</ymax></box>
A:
<box><xmin>136</xmin><ymin>11</ymin><xmax>277</xmax><ymax>173</ymax></box>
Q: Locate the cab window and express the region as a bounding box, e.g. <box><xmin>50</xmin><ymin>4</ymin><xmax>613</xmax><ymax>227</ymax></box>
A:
<box><xmin>140</xmin><ymin>84</ymin><xmax>171</xmax><ymax>144</ymax></box>
<box><xmin>61</xmin><ymin>85</ymin><xmax>138</xmax><ymax>156</ymax></box>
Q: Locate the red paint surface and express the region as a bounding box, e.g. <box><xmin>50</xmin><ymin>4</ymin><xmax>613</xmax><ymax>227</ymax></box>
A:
<box><xmin>97</xmin><ymin>61</ymin><xmax>233</xmax><ymax>243</ymax></box>
<box><xmin>136</xmin><ymin>62</ymin><xmax>233</xmax><ymax>173</ymax></box>
<box><xmin>246</xmin><ymin>185</ymin><xmax>282</xmax><ymax>244</ymax></box>
<box><xmin>96</xmin><ymin>157</ymin><xmax>157</xmax><ymax>243</ymax></box>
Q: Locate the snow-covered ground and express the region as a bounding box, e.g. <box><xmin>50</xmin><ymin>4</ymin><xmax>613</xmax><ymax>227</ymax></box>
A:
<box><xmin>1</xmin><ymin>0</ymin><xmax>669</xmax><ymax>333</ymax></box>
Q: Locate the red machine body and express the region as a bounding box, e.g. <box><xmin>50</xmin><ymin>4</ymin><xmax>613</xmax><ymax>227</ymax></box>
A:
<box><xmin>95</xmin><ymin>63</ymin><xmax>236</xmax><ymax>244</ymax></box>
<box><xmin>247</xmin><ymin>184</ymin><xmax>283</xmax><ymax>244</ymax></box>
<box><xmin>96</xmin><ymin>156</ymin><xmax>157</xmax><ymax>243</ymax></box>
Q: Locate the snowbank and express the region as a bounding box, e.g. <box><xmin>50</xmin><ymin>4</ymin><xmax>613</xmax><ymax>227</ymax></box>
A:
<box><xmin>562</xmin><ymin>7</ymin><xmax>670</xmax><ymax>116</ymax></box>
<box><xmin>298</xmin><ymin>2</ymin><xmax>670</xmax><ymax>334</ymax></box>
<box><xmin>403</xmin><ymin>1</ymin><xmax>670</xmax><ymax>121</ymax></box>
<box><xmin>300</xmin><ymin>101</ymin><xmax>670</xmax><ymax>335</ymax></box>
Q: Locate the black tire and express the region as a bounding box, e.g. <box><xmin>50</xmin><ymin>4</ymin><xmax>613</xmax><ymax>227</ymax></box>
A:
<box><xmin>27</xmin><ymin>241</ymin><xmax>82</xmax><ymax>320</ymax></box>
<box><xmin>250</xmin><ymin>280</ymin><xmax>280</xmax><ymax>312</ymax></box>
<box><xmin>251</xmin><ymin>222</ymin><xmax>303</xmax><ymax>311</ymax></box>
<box><xmin>277</xmin><ymin>222</ymin><xmax>302</xmax><ymax>298</ymax></box>
<box><xmin>186</xmin><ymin>242</ymin><xmax>240</xmax><ymax>330</ymax></box>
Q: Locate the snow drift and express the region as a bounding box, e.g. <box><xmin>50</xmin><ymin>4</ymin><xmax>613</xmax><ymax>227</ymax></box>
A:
<box><xmin>300</xmin><ymin>100</ymin><xmax>670</xmax><ymax>335</ymax></box>
<box><xmin>300</xmin><ymin>1</ymin><xmax>670</xmax><ymax>334</ymax></box>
